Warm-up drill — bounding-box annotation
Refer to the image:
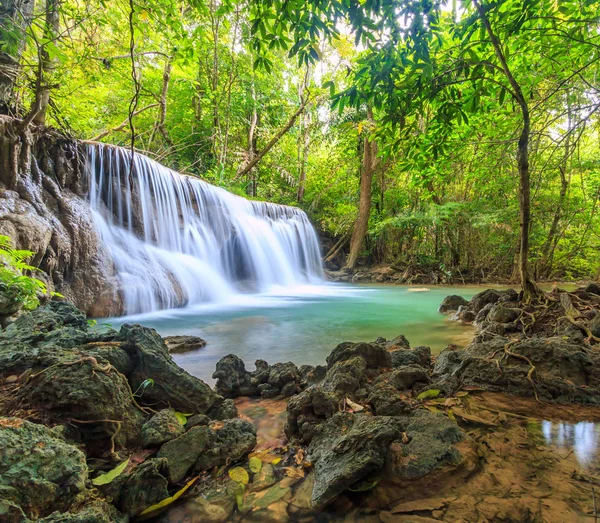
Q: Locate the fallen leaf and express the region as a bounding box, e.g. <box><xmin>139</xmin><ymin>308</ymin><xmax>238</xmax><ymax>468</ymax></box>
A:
<box><xmin>174</xmin><ymin>411</ymin><xmax>188</xmax><ymax>426</ymax></box>
<box><xmin>229</xmin><ymin>466</ymin><xmax>250</xmax><ymax>485</ymax></box>
<box><xmin>417</xmin><ymin>389</ymin><xmax>441</xmax><ymax>400</ymax></box>
<box><xmin>138</xmin><ymin>476</ymin><xmax>199</xmax><ymax>518</ymax></box>
<box><xmin>92</xmin><ymin>458</ymin><xmax>130</xmax><ymax>486</ymax></box>
<box><xmin>249</xmin><ymin>457</ymin><xmax>262</xmax><ymax>473</ymax></box>
<box><xmin>284</xmin><ymin>466</ymin><xmax>305</xmax><ymax>479</ymax></box>
<box><xmin>346</xmin><ymin>397</ymin><xmax>365</xmax><ymax>412</ymax></box>
<box><xmin>452</xmin><ymin>408</ymin><xmax>498</xmax><ymax>426</ymax></box>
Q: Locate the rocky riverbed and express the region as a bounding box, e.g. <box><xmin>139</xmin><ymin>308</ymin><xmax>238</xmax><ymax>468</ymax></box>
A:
<box><xmin>1</xmin><ymin>284</ymin><xmax>600</xmax><ymax>521</ymax></box>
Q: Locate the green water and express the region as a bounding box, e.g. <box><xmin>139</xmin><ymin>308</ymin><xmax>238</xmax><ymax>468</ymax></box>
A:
<box><xmin>106</xmin><ymin>283</ymin><xmax>490</xmax><ymax>383</ymax></box>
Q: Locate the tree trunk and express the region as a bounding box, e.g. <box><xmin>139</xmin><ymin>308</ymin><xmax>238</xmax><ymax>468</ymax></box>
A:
<box><xmin>32</xmin><ymin>0</ymin><xmax>59</xmax><ymax>125</ymax></box>
<box><xmin>474</xmin><ymin>0</ymin><xmax>539</xmax><ymax>301</ymax></box>
<box><xmin>0</xmin><ymin>0</ymin><xmax>35</xmax><ymax>112</ymax></box>
<box><xmin>246</xmin><ymin>82</ymin><xmax>259</xmax><ymax>197</ymax></box>
<box><xmin>346</xmin><ymin>110</ymin><xmax>378</xmax><ymax>270</ymax></box>
<box><xmin>238</xmin><ymin>97</ymin><xmax>309</xmax><ymax>179</ymax></box>
<box><xmin>297</xmin><ymin>66</ymin><xmax>310</xmax><ymax>201</ymax></box>
<box><xmin>540</xmin><ymin>105</ymin><xmax>572</xmax><ymax>278</ymax></box>
<box><xmin>149</xmin><ymin>57</ymin><xmax>173</xmax><ymax>147</ymax></box>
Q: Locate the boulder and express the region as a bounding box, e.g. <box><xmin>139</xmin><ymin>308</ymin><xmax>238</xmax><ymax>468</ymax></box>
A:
<box><xmin>326</xmin><ymin>341</ymin><xmax>392</xmax><ymax>369</ymax></box>
<box><xmin>158</xmin><ymin>425</ymin><xmax>212</xmax><ymax>483</ymax></box>
<box><xmin>307</xmin><ymin>413</ymin><xmax>404</xmax><ymax>506</ymax></box>
<box><xmin>0</xmin><ymin>417</ymin><xmax>88</xmax><ymax>519</ymax></box>
<box><xmin>213</xmin><ymin>354</ymin><xmax>254</xmax><ymax>397</ymax></box>
<box><xmin>380</xmin><ymin>365</ymin><xmax>430</xmax><ymax>391</ymax></box>
<box><xmin>158</xmin><ymin>419</ymin><xmax>256</xmax><ymax>483</ymax></box>
<box><xmin>306</xmin><ymin>410</ymin><xmax>463</xmax><ymax>507</ymax></box>
<box><xmin>590</xmin><ymin>314</ymin><xmax>600</xmax><ymax>338</ymax></box>
<box><xmin>438</xmin><ymin>295</ymin><xmax>468</xmax><ymax>314</ymax></box>
<box><xmin>432</xmin><ymin>337</ymin><xmax>600</xmax><ymax>403</ymax></box>
<box><xmin>16</xmin><ymin>354</ymin><xmax>145</xmax><ymax>453</ymax></box>
<box><xmin>118</xmin><ymin>458</ymin><xmax>170</xmax><ymax>516</ymax></box>
<box><xmin>267</xmin><ymin>362</ymin><xmax>301</xmax><ymax>390</ymax></box>
<box><xmin>39</xmin><ymin>501</ymin><xmax>127</xmax><ymax>522</ymax></box>
<box><xmin>487</xmin><ymin>304</ymin><xmax>521</xmax><ymax>324</ymax></box>
<box><xmin>164</xmin><ymin>335</ymin><xmax>207</xmax><ymax>354</ymax></box>
<box><xmin>141</xmin><ymin>409</ymin><xmax>185</xmax><ymax>447</ymax></box>
<box><xmin>584</xmin><ymin>282</ymin><xmax>600</xmax><ymax>296</ymax></box>
<box><xmin>383</xmin><ymin>334</ymin><xmax>410</xmax><ymax>351</ymax></box>
<box><xmin>389</xmin><ymin>346</ymin><xmax>431</xmax><ymax>368</ymax></box>
<box><xmin>118</xmin><ymin>324</ymin><xmax>220</xmax><ymax>414</ymax></box>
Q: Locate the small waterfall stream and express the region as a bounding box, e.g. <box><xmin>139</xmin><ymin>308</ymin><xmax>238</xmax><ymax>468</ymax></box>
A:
<box><xmin>85</xmin><ymin>144</ymin><xmax>323</xmax><ymax>315</ymax></box>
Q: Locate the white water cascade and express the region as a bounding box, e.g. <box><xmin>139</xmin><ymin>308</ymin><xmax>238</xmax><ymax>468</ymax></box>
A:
<box><xmin>84</xmin><ymin>144</ymin><xmax>324</xmax><ymax>315</ymax></box>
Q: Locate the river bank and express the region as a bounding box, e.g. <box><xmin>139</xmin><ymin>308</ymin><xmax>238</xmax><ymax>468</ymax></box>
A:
<box><xmin>1</xmin><ymin>284</ymin><xmax>600</xmax><ymax>521</ymax></box>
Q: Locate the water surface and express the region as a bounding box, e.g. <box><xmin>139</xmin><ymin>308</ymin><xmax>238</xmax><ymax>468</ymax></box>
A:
<box><xmin>105</xmin><ymin>283</ymin><xmax>484</xmax><ymax>383</ymax></box>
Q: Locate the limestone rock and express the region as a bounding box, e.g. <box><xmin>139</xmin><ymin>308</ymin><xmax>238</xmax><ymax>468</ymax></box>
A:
<box><xmin>438</xmin><ymin>295</ymin><xmax>468</xmax><ymax>314</ymax></box>
<box><xmin>164</xmin><ymin>335</ymin><xmax>206</xmax><ymax>354</ymax></box>
<box><xmin>0</xmin><ymin>417</ymin><xmax>88</xmax><ymax>519</ymax></box>
<box><xmin>141</xmin><ymin>409</ymin><xmax>185</xmax><ymax>447</ymax></box>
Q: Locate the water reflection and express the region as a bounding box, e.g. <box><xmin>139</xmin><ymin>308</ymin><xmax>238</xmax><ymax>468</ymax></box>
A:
<box><xmin>539</xmin><ymin>421</ymin><xmax>600</xmax><ymax>467</ymax></box>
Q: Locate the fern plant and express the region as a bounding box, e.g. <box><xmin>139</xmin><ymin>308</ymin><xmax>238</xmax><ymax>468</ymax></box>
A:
<box><xmin>0</xmin><ymin>235</ymin><xmax>47</xmax><ymax>311</ymax></box>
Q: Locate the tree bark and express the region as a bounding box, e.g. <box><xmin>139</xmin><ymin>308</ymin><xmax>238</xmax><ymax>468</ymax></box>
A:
<box><xmin>297</xmin><ymin>66</ymin><xmax>310</xmax><ymax>201</ymax></box>
<box><xmin>0</xmin><ymin>0</ymin><xmax>35</xmax><ymax>112</ymax></box>
<box><xmin>238</xmin><ymin>97</ymin><xmax>309</xmax><ymax>179</ymax></box>
<box><xmin>474</xmin><ymin>0</ymin><xmax>539</xmax><ymax>301</ymax></box>
<box><xmin>149</xmin><ymin>57</ymin><xmax>173</xmax><ymax>147</ymax></box>
<box><xmin>346</xmin><ymin>110</ymin><xmax>379</xmax><ymax>270</ymax></box>
<box><xmin>246</xmin><ymin>81</ymin><xmax>259</xmax><ymax>197</ymax></box>
<box><xmin>31</xmin><ymin>0</ymin><xmax>59</xmax><ymax>125</ymax></box>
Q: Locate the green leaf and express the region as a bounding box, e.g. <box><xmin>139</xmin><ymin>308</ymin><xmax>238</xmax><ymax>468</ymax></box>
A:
<box><xmin>417</xmin><ymin>389</ymin><xmax>441</xmax><ymax>400</ymax></box>
<box><xmin>91</xmin><ymin>458</ymin><xmax>130</xmax><ymax>486</ymax></box>
<box><xmin>174</xmin><ymin>411</ymin><xmax>187</xmax><ymax>426</ymax></box>
<box><xmin>249</xmin><ymin>456</ymin><xmax>262</xmax><ymax>473</ymax></box>
<box><xmin>229</xmin><ymin>466</ymin><xmax>249</xmax><ymax>485</ymax></box>
<box><xmin>138</xmin><ymin>476</ymin><xmax>199</xmax><ymax>518</ymax></box>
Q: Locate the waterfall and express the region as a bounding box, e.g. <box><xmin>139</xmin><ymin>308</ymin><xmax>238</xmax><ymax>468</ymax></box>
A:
<box><xmin>84</xmin><ymin>143</ymin><xmax>323</xmax><ymax>315</ymax></box>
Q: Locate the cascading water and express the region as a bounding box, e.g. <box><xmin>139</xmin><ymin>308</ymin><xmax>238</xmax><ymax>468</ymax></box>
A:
<box><xmin>84</xmin><ymin>143</ymin><xmax>323</xmax><ymax>315</ymax></box>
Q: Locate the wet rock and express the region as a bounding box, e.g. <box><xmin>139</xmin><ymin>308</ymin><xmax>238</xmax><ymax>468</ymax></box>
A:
<box><xmin>367</xmin><ymin>384</ymin><xmax>411</xmax><ymax>416</ymax></box>
<box><xmin>474</xmin><ymin>302</ymin><xmax>494</xmax><ymax>324</ymax></box>
<box><xmin>584</xmin><ymin>282</ymin><xmax>600</xmax><ymax>296</ymax></box>
<box><xmin>389</xmin><ymin>346</ymin><xmax>431</xmax><ymax>369</ymax></box>
<box><xmin>299</xmin><ymin>364</ymin><xmax>326</xmax><ymax>386</ymax></box>
<box><xmin>268</xmin><ymin>362</ymin><xmax>301</xmax><ymax>389</ymax></box>
<box><xmin>487</xmin><ymin>304</ymin><xmax>521</xmax><ymax>324</ymax></box>
<box><xmin>158</xmin><ymin>425</ymin><xmax>212</xmax><ymax>483</ymax></box>
<box><xmin>118</xmin><ymin>458</ymin><xmax>170</xmax><ymax>516</ymax></box>
<box><xmin>327</xmin><ymin>341</ymin><xmax>392</xmax><ymax>369</ymax></box>
<box><xmin>432</xmin><ymin>336</ymin><xmax>600</xmax><ymax>403</ymax></box>
<box><xmin>213</xmin><ymin>356</ymin><xmax>306</xmax><ymax>399</ymax></box>
<box><xmin>164</xmin><ymin>335</ymin><xmax>207</xmax><ymax>354</ymax></box>
<box><xmin>281</xmin><ymin>381</ymin><xmax>300</xmax><ymax>397</ymax></box>
<box><xmin>158</xmin><ymin>419</ymin><xmax>257</xmax><ymax>483</ymax></box>
<box><xmin>39</xmin><ymin>500</ymin><xmax>127</xmax><ymax>522</ymax></box>
<box><xmin>590</xmin><ymin>314</ymin><xmax>600</xmax><ymax>338</ymax></box>
<box><xmin>381</xmin><ymin>365</ymin><xmax>430</xmax><ymax>391</ymax></box>
<box><xmin>469</xmin><ymin>289</ymin><xmax>517</xmax><ymax>314</ymax></box>
<box><xmin>386</xmin><ymin>410</ymin><xmax>463</xmax><ymax>479</ymax></box>
<box><xmin>208</xmin><ymin>399</ymin><xmax>238</xmax><ymax>420</ymax></box>
<box><xmin>258</xmin><ymin>383</ymin><xmax>280</xmax><ymax>398</ymax></box>
<box><xmin>194</xmin><ymin>418</ymin><xmax>256</xmax><ymax>473</ymax></box>
<box><xmin>308</xmin><ymin>413</ymin><xmax>403</xmax><ymax>507</ymax></box>
<box><xmin>213</xmin><ymin>354</ymin><xmax>254</xmax><ymax>397</ymax></box>
<box><xmin>454</xmin><ymin>305</ymin><xmax>475</xmax><ymax>323</ymax></box>
<box><xmin>439</xmin><ymin>295</ymin><xmax>468</xmax><ymax>314</ymax></box>
<box><xmin>141</xmin><ymin>409</ymin><xmax>185</xmax><ymax>447</ymax></box>
<box><xmin>187</xmin><ymin>414</ymin><xmax>210</xmax><ymax>428</ymax></box>
<box><xmin>383</xmin><ymin>334</ymin><xmax>410</xmax><ymax>351</ymax></box>
<box><xmin>118</xmin><ymin>324</ymin><xmax>220</xmax><ymax>414</ymax></box>
<box><xmin>287</xmin><ymin>356</ymin><xmax>368</xmax><ymax>442</ymax></box>
<box><xmin>16</xmin><ymin>353</ymin><xmax>145</xmax><ymax>453</ymax></box>
<box><xmin>0</xmin><ymin>417</ymin><xmax>87</xmax><ymax>519</ymax></box>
